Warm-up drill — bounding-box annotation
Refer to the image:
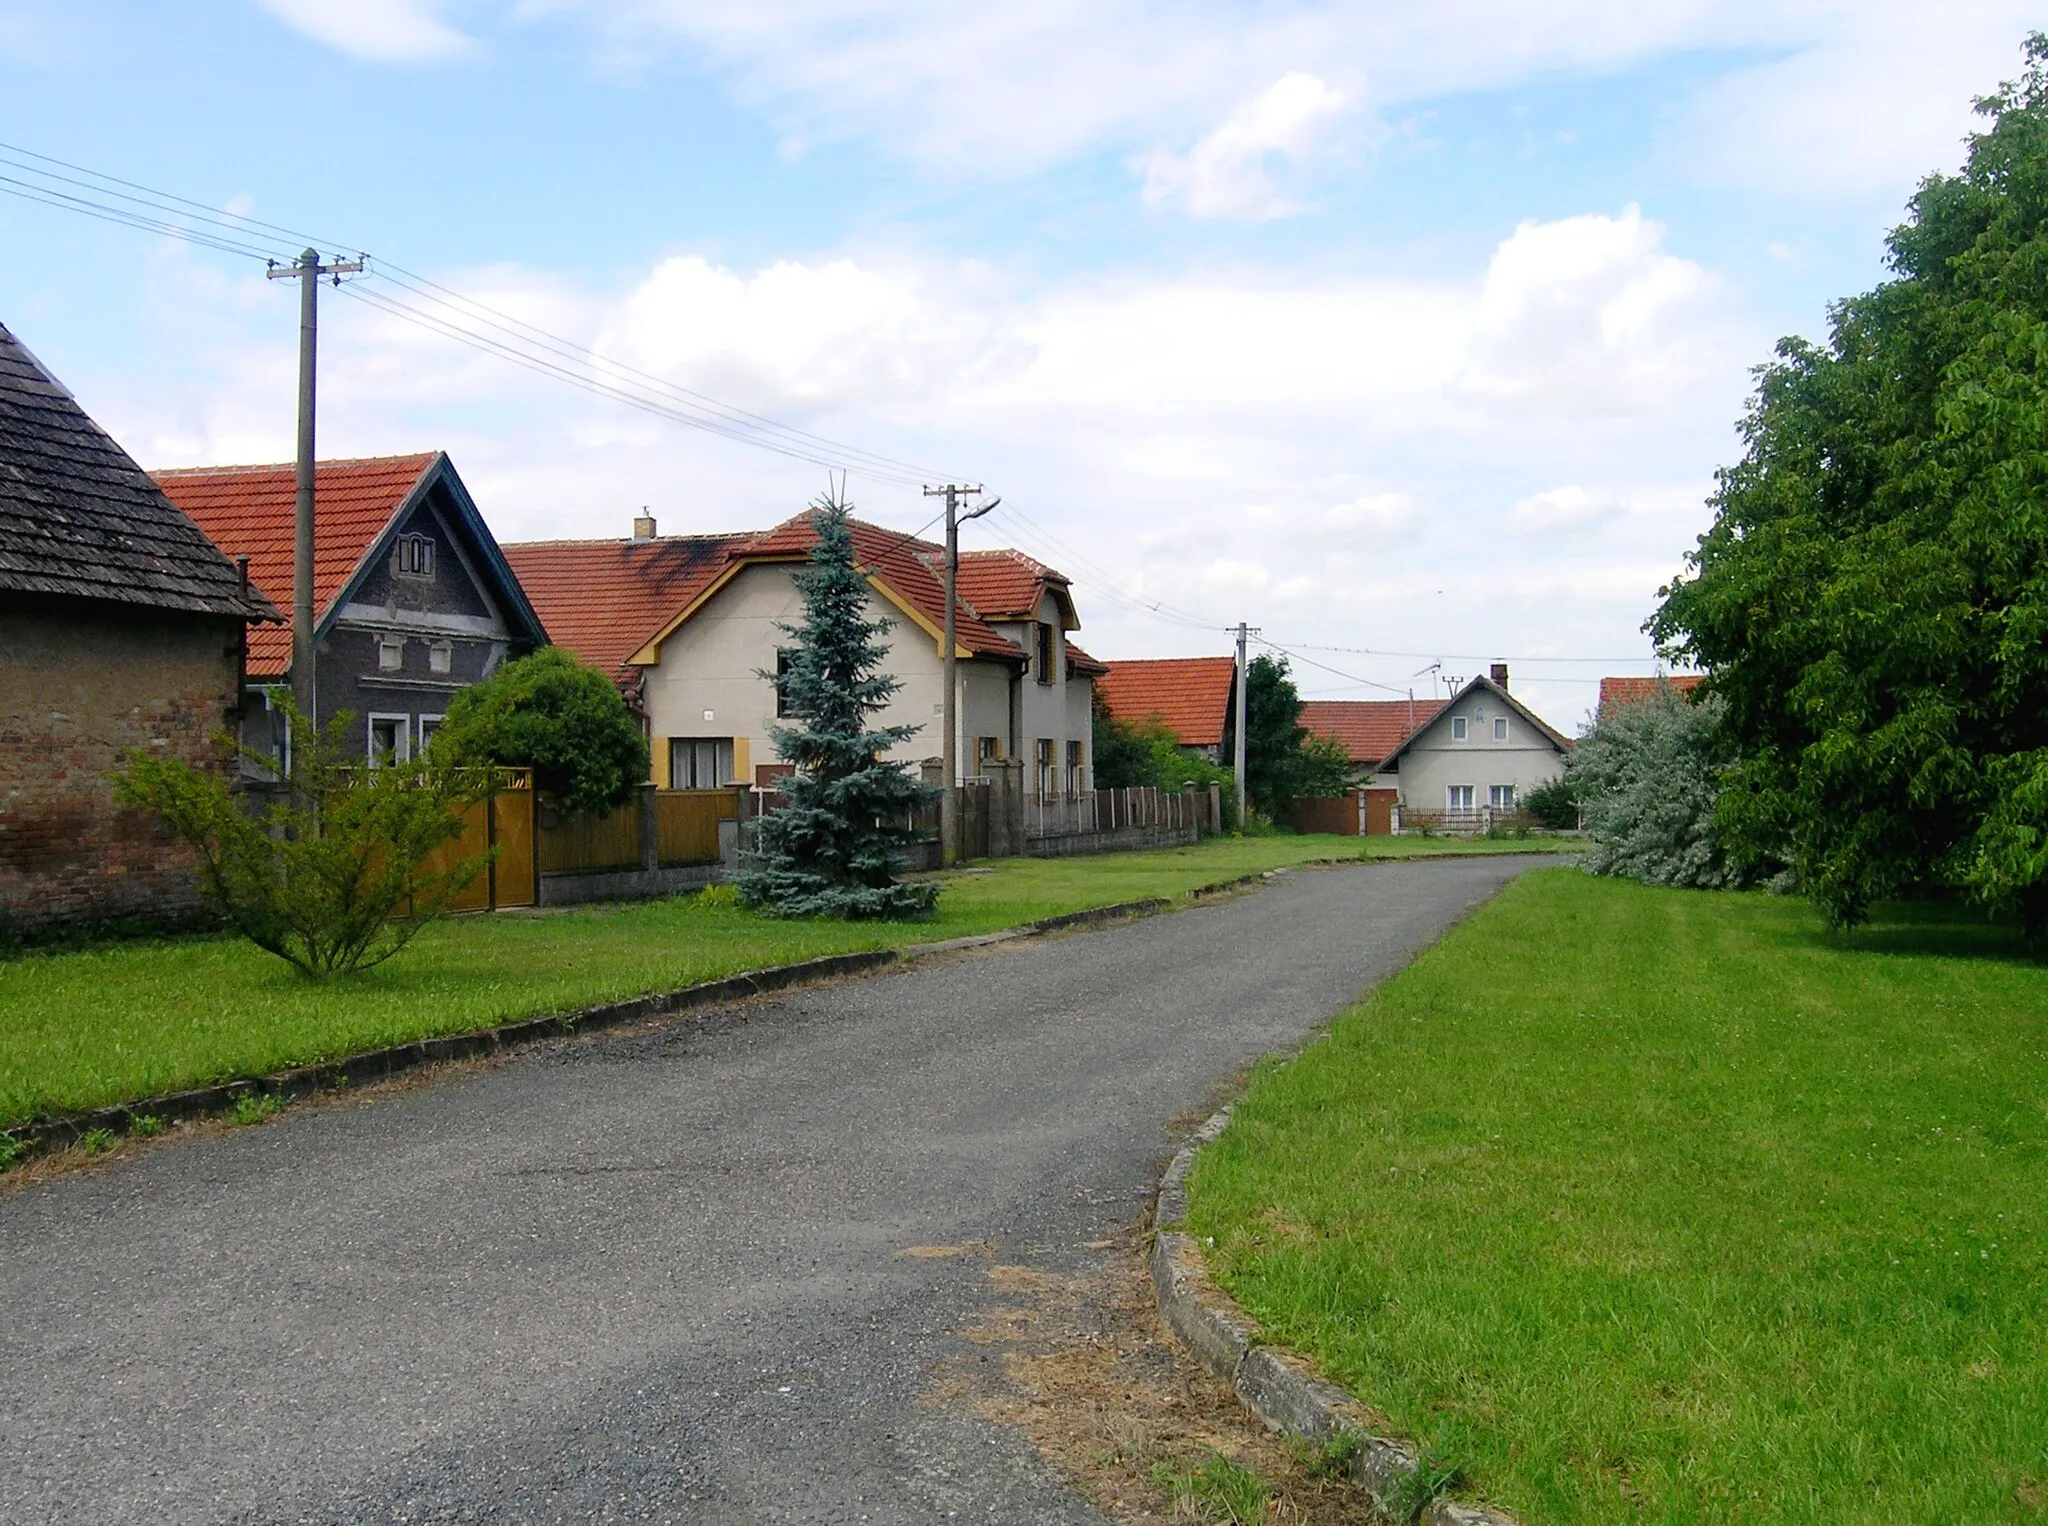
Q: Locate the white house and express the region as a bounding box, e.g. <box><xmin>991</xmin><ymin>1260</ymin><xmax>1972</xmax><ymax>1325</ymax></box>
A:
<box><xmin>1368</xmin><ymin>666</ymin><xmax>1570</xmax><ymax>819</ymax></box>
<box><xmin>505</xmin><ymin>511</ymin><xmax>1103</xmax><ymax>797</ymax></box>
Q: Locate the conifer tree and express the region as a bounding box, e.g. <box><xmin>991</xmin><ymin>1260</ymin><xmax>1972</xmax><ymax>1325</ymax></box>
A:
<box><xmin>737</xmin><ymin>495</ymin><xmax>939</xmax><ymax>918</ymax></box>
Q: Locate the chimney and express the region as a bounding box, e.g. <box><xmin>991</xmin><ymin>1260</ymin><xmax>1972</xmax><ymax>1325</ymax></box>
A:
<box><xmin>1490</xmin><ymin>661</ymin><xmax>1509</xmax><ymax>689</ymax></box>
<box><xmin>632</xmin><ymin>510</ymin><xmax>656</xmax><ymax>541</ymax></box>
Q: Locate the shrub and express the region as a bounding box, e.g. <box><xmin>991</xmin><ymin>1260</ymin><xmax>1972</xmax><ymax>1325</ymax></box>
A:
<box><xmin>115</xmin><ymin>696</ymin><xmax>493</xmax><ymax>979</ymax></box>
<box><xmin>1522</xmin><ymin>774</ymin><xmax>1582</xmax><ymax>831</ymax></box>
<box><xmin>432</xmin><ymin>648</ymin><xmax>648</xmax><ymax>817</ymax></box>
<box><xmin>1571</xmin><ymin>686</ymin><xmax>1749</xmax><ymax>889</ymax></box>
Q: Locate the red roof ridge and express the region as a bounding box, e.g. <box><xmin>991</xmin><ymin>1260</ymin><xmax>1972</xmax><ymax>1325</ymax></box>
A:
<box><xmin>152</xmin><ymin>451</ymin><xmax>439</xmax><ymax>478</ymax></box>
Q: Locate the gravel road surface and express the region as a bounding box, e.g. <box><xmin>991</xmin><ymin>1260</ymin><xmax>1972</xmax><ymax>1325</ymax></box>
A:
<box><xmin>0</xmin><ymin>856</ymin><xmax>1551</xmax><ymax>1524</ymax></box>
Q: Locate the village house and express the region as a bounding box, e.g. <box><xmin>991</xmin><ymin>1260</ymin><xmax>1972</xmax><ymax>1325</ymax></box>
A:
<box><xmin>1094</xmin><ymin>656</ymin><xmax>1238</xmax><ymax>762</ymax></box>
<box><xmin>503</xmin><ymin>512</ymin><xmax>1104</xmax><ymax>796</ymax></box>
<box><xmin>1358</xmin><ymin>666</ymin><xmax>1570</xmax><ymax>823</ymax></box>
<box><xmin>157</xmin><ymin>453</ymin><xmax>548</xmax><ymax>768</ymax></box>
<box><xmin>0</xmin><ymin>320</ymin><xmax>278</xmax><ymax>933</ymax></box>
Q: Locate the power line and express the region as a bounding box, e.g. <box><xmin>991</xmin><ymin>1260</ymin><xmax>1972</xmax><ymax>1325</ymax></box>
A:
<box><xmin>0</xmin><ymin>139</ymin><xmax>962</xmax><ymax>492</ymax></box>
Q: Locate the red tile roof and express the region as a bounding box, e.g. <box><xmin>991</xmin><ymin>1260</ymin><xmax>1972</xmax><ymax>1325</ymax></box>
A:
<box><xmin>955</xmin><ymin>547</ymin><xmax>1073</xmax><ymax>624</ymax></box>
<box><xmin>1064</xmin><ymin>641</ymin><xmax>1107</xmax><ymax>679</ymax></box>
<box><xmin>1598</xmin><ymin>674</ymin><xmax>1703</xmax><ymax>714</ymax></box>
<box><xmin>1096</xmin><ymin>657</ymin><xmax>1237</xmax><ymax>747</ymax></box>
<box><xmin>739</xmin><ymin>512</ymin><xmax>1024</xmax><ymax>662</ymax></box>
<box><xmin>502</xmin><ymin>534</ymin><xmax>746</xmax><ymax>680</ymax></box>
<box><xmin>156</xmin><ymin>454</ymin><xmax>439</xmax><ymax>677</ymax></box>
<box><xmin>1299</xmin><ymin>698</ymin><xmax>1447</xmax><ymax>767</ymax></box>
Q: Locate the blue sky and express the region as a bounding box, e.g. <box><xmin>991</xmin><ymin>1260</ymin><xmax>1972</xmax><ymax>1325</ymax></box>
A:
<box><xmin>1</xmin><ymin>0</ymin><xmax>2037</xmax><ymax>723</ymax></box>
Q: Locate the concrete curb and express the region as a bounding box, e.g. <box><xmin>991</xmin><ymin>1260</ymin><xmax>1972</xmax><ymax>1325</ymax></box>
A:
<box><xmin>2</xmin><ymin>880</ymin><xmax>1268</xmax><ymax>1164</ymax></box>
<box><xmin>1153</xmin><ymin>1106</ymin><xmax>1519</xmax><ymax>1526</ymax></box>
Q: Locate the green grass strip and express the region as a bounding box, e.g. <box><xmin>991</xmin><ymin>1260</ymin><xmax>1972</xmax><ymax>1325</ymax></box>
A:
<box><xmin>0</xmin><ymin>834</ymin><xmax>1562</xmax><ymax>1129</ymax></box>
<box><xmin>1187</xmin><ymin>869</ymin><xmax>2048</xmax><ymax>1523</ymax></box>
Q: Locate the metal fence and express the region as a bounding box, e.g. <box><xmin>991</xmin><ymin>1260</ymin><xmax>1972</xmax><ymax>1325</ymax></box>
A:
<box><xmin>1395</xmin><ymin>806</ymin><xmax>1535</xmax><ymax>837</ymax></box>
<box><xmin>1023</xmin><ymin>786</ymin><xmax>1198</xmax><ymax>840</ymax></box>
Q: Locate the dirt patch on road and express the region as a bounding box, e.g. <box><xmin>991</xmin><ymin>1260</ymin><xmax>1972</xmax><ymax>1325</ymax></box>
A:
<box><xmin>930</xmin><ymin>1224</ymin><xmax>1382</xmax><ymax>1524</ymax></box>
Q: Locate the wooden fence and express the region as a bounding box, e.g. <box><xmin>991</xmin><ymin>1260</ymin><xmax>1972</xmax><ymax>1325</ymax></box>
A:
<box><xmin>538</xmin><ymin>786</ymin><xmax>742</xmax><ymax>876</ymax></box>
<box><xmin>410</xmin><ymin>769</ymin><xmax>536</xmax><ymax>912</ymax></box>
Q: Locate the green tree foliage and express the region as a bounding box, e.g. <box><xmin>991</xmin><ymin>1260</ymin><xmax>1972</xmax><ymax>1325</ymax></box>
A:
<box><xmin>738</xmin><ymin>496</ymin><xmax>938</xmax><ymax>919</ymax></box>
<box><xmin>1653</xmin><ymin>37</ymin><xmax>2048</xmax><ymax>930</ymax></box>
<box><xmin>1571</xmin><ymin>688</ymin><xmax>1749</xmax><ymax>889</ymax></box>
<box><xmin>1521</xmin><ymin>774</ymin><xmax>1583</xmax><ymax>831</ymax></box>
<box><xmin>431</xmin><ymin>647</ymin><xmax>648</xmax><ymax>817</ymax></box>
<box><xmin>1089</xmin><ymin>700</ymin><xmax>1237</xmax><ymax>828</ymax></box>
<box><xmin>1220</xmin><ymin>653</ymin><xmax>1352</xmax><ymax>819</ymax></box>
<box><xmin>114</xmin><ymin>698</ymin><xmax>491</xmax><ymax>978</ymax></box>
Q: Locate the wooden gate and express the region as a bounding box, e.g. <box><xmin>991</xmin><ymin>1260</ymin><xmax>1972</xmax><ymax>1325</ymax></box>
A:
<box><xmin>412</xmin><ymin>769</ymin><xmax>536</xmax><ymax>912</ymax></box>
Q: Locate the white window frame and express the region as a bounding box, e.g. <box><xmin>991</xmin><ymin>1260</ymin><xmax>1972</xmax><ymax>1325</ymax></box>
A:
<box><xmin>1451</xmin><ymin>716</ymin><xmax>1468</xmax><ymax>741</ymax></box>
<box><xmin>1489</xmin><ymin>784</ymin><xmax>1517</xmax><ymax>811</ymax></box>
<box><xmin>417</xmin><ymin>713</ymin><xmax>446</xmax><ymax>754</ymax></box>
<box><xmin>1446</xmin><ymin>784</ymin><xmax>1474</xmax><ymax>810</ymax></box>
<box><xmin>367</xmin><ymin>712</ymin><xmax>411</xmax><ymax>767</ymax></box>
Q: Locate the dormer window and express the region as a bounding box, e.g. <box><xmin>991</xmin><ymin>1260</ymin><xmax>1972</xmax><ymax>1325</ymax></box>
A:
<box><xmin>392</xmin><ymin>533</ymin><xmax>435</xmax><ymax>581</ymax></box>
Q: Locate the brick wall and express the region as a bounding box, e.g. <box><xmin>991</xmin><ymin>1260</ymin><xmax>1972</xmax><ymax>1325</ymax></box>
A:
<box><xmin>0</xmin><ymin>596</ymin><xmax>243</xmax><ymax>934</ymax></box>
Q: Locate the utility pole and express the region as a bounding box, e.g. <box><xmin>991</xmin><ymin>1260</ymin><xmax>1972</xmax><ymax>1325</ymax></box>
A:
<box><xmin>1232</xmin><ymin>622</ymin><xmax>1257</xmax><ymax>830</ymax></box>
<box><xmin>267</xmin><ymin>247</ymin><xmax>363</xmax><ymax>727</ymax></box>
<box><xmin>924</xmin><ymin>483</ymin><xmax>997</xmax><ymax>866</ymax></box>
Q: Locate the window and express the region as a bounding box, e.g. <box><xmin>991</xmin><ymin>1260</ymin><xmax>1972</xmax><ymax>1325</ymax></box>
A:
<box><xmin>428</xmin><ymin>640</ymin><xmax>453</xmax><ymax>675</ymax></box>
<box><xmin>417</xmin><ymin>714</ymin><xmax>445</xmax><ymax>754</ymax></box>
<box><xmin>670</xmin><ymin>738</ymin><xmax>734</xmax><ymax>789</ymax></box>
<box><xmin>1494</xmin><ymin>716</ymin><xmax>1509</xmax><ymax>741</ymax></box>
<box><xmin>1451</xmin><ymin>716</ymin><xmax>1468</xmax><ymax>741</ymax></box>
<box><xmin>1446</xmin><ymin>784</ymin><xmax>1474</xmax><ymax>811</ymax></box>
<box><xmin>1065</xmin><ymin>739</ymin><xmax>1085</xmax><ymax>795</ymax></box>
<box><xmin>392</xmin><ymin>533</ymin><xmax>435</xmax><ymax>581</ymax></box>
<box><xmin>1035</xmin><ymin>737</ymin><xmax>1056</xmax><ymax>799</ymax></box>
<box><xmin>976</xmin><ymin>735</ymin><xmax>1002</xmax><ymax>767</ymax></box>
<box><xmin>368</xmin><ymin>714</ymin><xmax>410</xmax><ymax>767</ymax></box>
<box><xmin>1035</xmin><ymin>622</ymin><xmax>1056</xmax><ymax>686</ymax></box>
<box><xmin>241</xmin><ymin>685</ymin><xmax>291</xmax><ymax>780</ymax></box>
<box><xmin>377</xmin><ymin>634</ymin><xmax>405</xmax><ymax>672</ymax></box>
<box><xmin>774</xmin><ymin>650</ymin><xmax>798</xmax><ymax>718</ymax></box>
<box><xmin>1489</xmin><ymin>784</ymin><xmax>1517</xmax><ymax>811</ymax></box>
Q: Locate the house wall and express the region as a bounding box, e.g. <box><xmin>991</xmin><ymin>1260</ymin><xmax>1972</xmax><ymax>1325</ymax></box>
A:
<box><xmin>640</xmin><ymin>565</ymin><xmax>1096</xmax><ymax>791</ymax></box>
<box><xmin>314</xmin><ymin>489</ymin><xmax>519</xmax><ymax>762</ymax></box>
<box><xmin>0</xmin><ymin>595</ymin><xmax>242</xmax><ymax>933</ymax></box>
<box><xmin>1389</xmin><ymin>691</ymin><xmax>1565</xmax><ymax>810</ymax></box>
<box><xmin>991</xmin><ymin>593</ymin><xmax>1095</xmax><ymax>794</ymax></box>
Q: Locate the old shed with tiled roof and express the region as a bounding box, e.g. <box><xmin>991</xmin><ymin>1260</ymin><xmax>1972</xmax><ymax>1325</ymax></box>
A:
<box><xmin>0</xmin><ymin>319</ymin><xmax>275</xmax><ymax>933</ymax></box>
<box><xmin>1096</xmin><ymin>656</ymin><xmax>1238</xmax><ymax>761</ymax></box>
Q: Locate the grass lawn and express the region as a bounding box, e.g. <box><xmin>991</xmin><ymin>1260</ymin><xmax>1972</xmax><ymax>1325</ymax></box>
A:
<box><xmin>0</xmin><ymin>832</ymin><xmax>1567</xmax><ymax>1130</ymax></box>
<box><xmin>1187</xmin><ymin>869</ymin><xmax>2048</xmax><ymax>1523</ymax></box>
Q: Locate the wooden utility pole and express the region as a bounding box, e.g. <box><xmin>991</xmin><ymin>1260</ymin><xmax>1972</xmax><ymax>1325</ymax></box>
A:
<box><xmin>267</xmin><ymin>247</ymin><xmax>363</xmax><ymax>726</ymax></box>
<box><xmin>925</xmin><ymin>483</ymin><xmax>996</xmax><ymax>866</ymax></box>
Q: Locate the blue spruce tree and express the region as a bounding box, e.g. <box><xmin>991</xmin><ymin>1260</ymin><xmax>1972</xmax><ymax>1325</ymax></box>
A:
<box><xmin>737</xmin><ymin>495</ymin><xmax>939</xmax><ymax>918</ymax></box>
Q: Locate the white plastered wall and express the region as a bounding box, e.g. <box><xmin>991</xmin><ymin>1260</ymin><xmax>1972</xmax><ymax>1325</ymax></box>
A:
<box><xmin>1389</xmin><ymin>690</ymin><xmax>1567</xmax><ymax>810</ymax></box>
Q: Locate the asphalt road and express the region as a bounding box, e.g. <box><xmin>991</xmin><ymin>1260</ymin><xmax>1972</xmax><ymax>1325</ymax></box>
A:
<box><xmin>0</xmin><ymin>856</ymin><xmax>1550</xmax><ymax>1525</ymax></box>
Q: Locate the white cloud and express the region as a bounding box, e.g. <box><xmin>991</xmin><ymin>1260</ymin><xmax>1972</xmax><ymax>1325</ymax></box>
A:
<box><xmin>1457</xmin><ymin>206</ymin><xmax>1723</xmax><ymax>413</ymax></box>
<box><xmin>84</xmin><ymin>207</ymin><xmax>1741</xmax><ymax>712</ymax></box>
<box><xmin>254</xmin><ymin>0</ymin><xmax>479</xmax><ymax>62</ymax></box>
<box><xmin>517</xmin><ymin>0</ymin><xmax>2020</xmax><ymax>206</ymax></box>
<box><xmin>1140</xmin><ymin>72</ymin><xmax>1351</xmax><ymax>220</ymax></box>
<box><xmin>1504</xmin><ymin>484</ymin><xmax>1616</xmax><ymax>534</ymax></box>
<box><xmin>1676</xmin><ymin>4</ymin><xmax>2038</xmax><ymax>196</ymax></box>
